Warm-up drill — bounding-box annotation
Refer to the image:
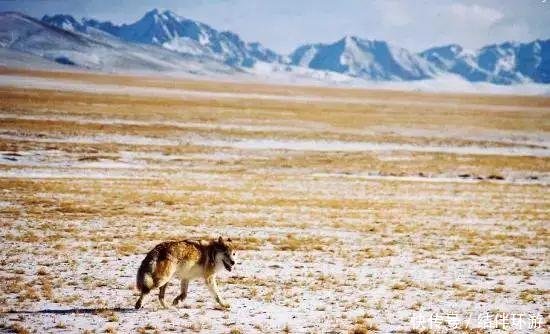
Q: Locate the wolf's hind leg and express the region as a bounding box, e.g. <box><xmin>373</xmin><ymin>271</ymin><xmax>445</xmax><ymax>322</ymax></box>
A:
<box><xmin>172</xmin><ymin>279</ymin><xmax>189</xmax><ymax>306</ymax></box>
<box><xmin>158</xmin><ymin>283</ymin><xmax>169</xmax><ymax>309</ymax></box>
<box><xmin>205</xmin><ymin>275</ymin><xmax>229</xmax><ymax>309</ymax></box>
<box><xmin>135</xmin><ymin>292</ymin><xmax>148</xmax><ymax>309</ymax></box>
<box><xmin>154</xmin><ymin>259</ymin><xmax>177</xmax><ymax>309</ymax></box>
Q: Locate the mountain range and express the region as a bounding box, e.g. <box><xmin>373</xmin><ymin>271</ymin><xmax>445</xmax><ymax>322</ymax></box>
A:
<box><xmin>1</xmin><ymin>9</ymin><xmax>549</xmax><ymax>85</ymax></box>
<box><xmin>0</xmin><ymin>11</ymin><xmax>235</xmax><ymax>75</ymax></box>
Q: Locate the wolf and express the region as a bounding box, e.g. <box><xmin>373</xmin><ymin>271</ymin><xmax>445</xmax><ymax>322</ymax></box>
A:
<box><xmin>134</xmin><ymin>236</ymin><xmax>235</xmax><ymax>309</ymax></box>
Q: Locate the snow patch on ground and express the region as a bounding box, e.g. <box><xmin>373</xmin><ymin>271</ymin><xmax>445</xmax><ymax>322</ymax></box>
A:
<box><xmin>248</xmin><ymin>65</ymin><xmax>550</xmax><ymax>96</ymax></box>
<box><xmin>195</xmin><ymin>138</ymin><xmax>549</xmax><ymax>157</ymax></box>
<box><xmin>2</xmin><ymin>132</ymin><xmax>547</xmax><ymax>157</ymax></box>
<box><xmin>1</xmin><ymin>74</ymin><xmax>549</xmax><ymax>109</ymax></box>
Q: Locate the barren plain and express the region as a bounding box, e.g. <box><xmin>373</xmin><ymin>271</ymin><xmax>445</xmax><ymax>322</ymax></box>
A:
<box><xmin>0</xmin><ymin>68</ymin><xmax>548</xmax><ymax>333</ymax></box>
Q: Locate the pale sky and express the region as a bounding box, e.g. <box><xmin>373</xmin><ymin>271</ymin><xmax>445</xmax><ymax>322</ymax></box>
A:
<box><xmin>1</xmin><ymin>0</ymin><xmax>549</xmax><ymax>53</ymax></box>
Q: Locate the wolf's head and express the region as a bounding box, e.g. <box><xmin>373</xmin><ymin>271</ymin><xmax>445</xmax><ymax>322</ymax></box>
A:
<box><xmin>213</xmin><ymin>236</ymin><xmax>235</xmax><ymax>272</ymax></box>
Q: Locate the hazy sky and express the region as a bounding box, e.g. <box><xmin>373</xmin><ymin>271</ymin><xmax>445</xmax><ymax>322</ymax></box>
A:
<box><xmin>1</xmin><ymin>0</ymin><xmax>549</xmax><ymax>53</ymax></box>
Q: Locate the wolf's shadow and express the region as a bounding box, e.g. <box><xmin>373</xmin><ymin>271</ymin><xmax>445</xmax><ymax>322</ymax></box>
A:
<box><xmin>3</xmin><ymin>307</ymin><xmax>136</xmax><ymax>315</ymax></box>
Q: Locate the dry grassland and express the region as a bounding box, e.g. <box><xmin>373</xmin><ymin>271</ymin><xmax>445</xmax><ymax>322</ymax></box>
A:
<box><xmin>0</xmin><ymin>69</ymin><xmax>548</xmax><ymax>333</ymax></box>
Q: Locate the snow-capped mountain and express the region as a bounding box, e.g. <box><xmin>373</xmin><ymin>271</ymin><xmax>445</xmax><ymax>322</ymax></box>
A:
<box><xmin>43</xmin><ymin>9</ymin><xmax>281</xmax><ymax>67</ymax></box>
<box><xmin>41</xmin><ymin>14</ymin><xmax>84</xmax><ymax>32</ymax></box>
<box><xmin>3</xmin><ymin>9</ymin><xmax>549</xmax><ymax>86</ymax></box>
<box><xmin>289</xmin><ymin>36</ymin><xmax>436</xmax><ymax>81</ymax></box>
<box><xmin>1</xmin><ymin>12</ymin><xmax>235</xmax><ymax>74</ymax></box>
<box><xmin>420</xmin><ymin>40</ymin><xmax>550</xmax><ymax>84</ymax></box>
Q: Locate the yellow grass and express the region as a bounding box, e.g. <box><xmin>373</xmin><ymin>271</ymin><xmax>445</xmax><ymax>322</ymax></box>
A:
<box><xmin>0</xmin><ymin>68</ymin><xmax>548</xmax><ymax>333</ymax></box>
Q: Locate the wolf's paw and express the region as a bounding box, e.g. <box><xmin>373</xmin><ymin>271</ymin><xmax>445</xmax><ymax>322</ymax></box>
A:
<box><xmin>217</xmin><ymin>302</ymin><xmax>230</xmax><ymax>310</ymax></box>
<box><xmin>159</xmin><ymin>300</ymin><xmax>171</xmax><ymax>309</ymax></box>
<box><xmin>135</xmin><ymin>299</ymin><xmax>143</xmax><ymax>310</ymax></box>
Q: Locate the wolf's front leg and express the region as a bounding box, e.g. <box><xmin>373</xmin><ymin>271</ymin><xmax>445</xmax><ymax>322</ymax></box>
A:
<box><xmin>205</xmin><ymin>275</ymin><xmax>229</xmax><ymax>309</ymax></box>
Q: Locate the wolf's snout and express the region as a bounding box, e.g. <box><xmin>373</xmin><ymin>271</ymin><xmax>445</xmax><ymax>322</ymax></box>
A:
<box><xmin>223</xmin><ymin>258</ymin><xmax>233</xmax><ymax>271</ymax></box>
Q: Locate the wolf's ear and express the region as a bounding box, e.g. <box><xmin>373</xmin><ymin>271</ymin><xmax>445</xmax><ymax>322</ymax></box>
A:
<box><xmin>218</xmin><ymin>236</ymin><xmax>224</xmax><ymax>244</ymax></box>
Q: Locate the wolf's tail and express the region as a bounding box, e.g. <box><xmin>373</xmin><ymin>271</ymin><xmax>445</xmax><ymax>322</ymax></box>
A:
<box><xmin>136</xmin><ymin>250</ymin><xmax>157</xmax><ymax>294</ymax></box>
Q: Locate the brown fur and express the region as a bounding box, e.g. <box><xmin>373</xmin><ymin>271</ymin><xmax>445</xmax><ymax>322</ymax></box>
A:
<box><xmin>135</xmin><ymin>237</ymin><xmax>234</xmax><ymax>309</ymax></box>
